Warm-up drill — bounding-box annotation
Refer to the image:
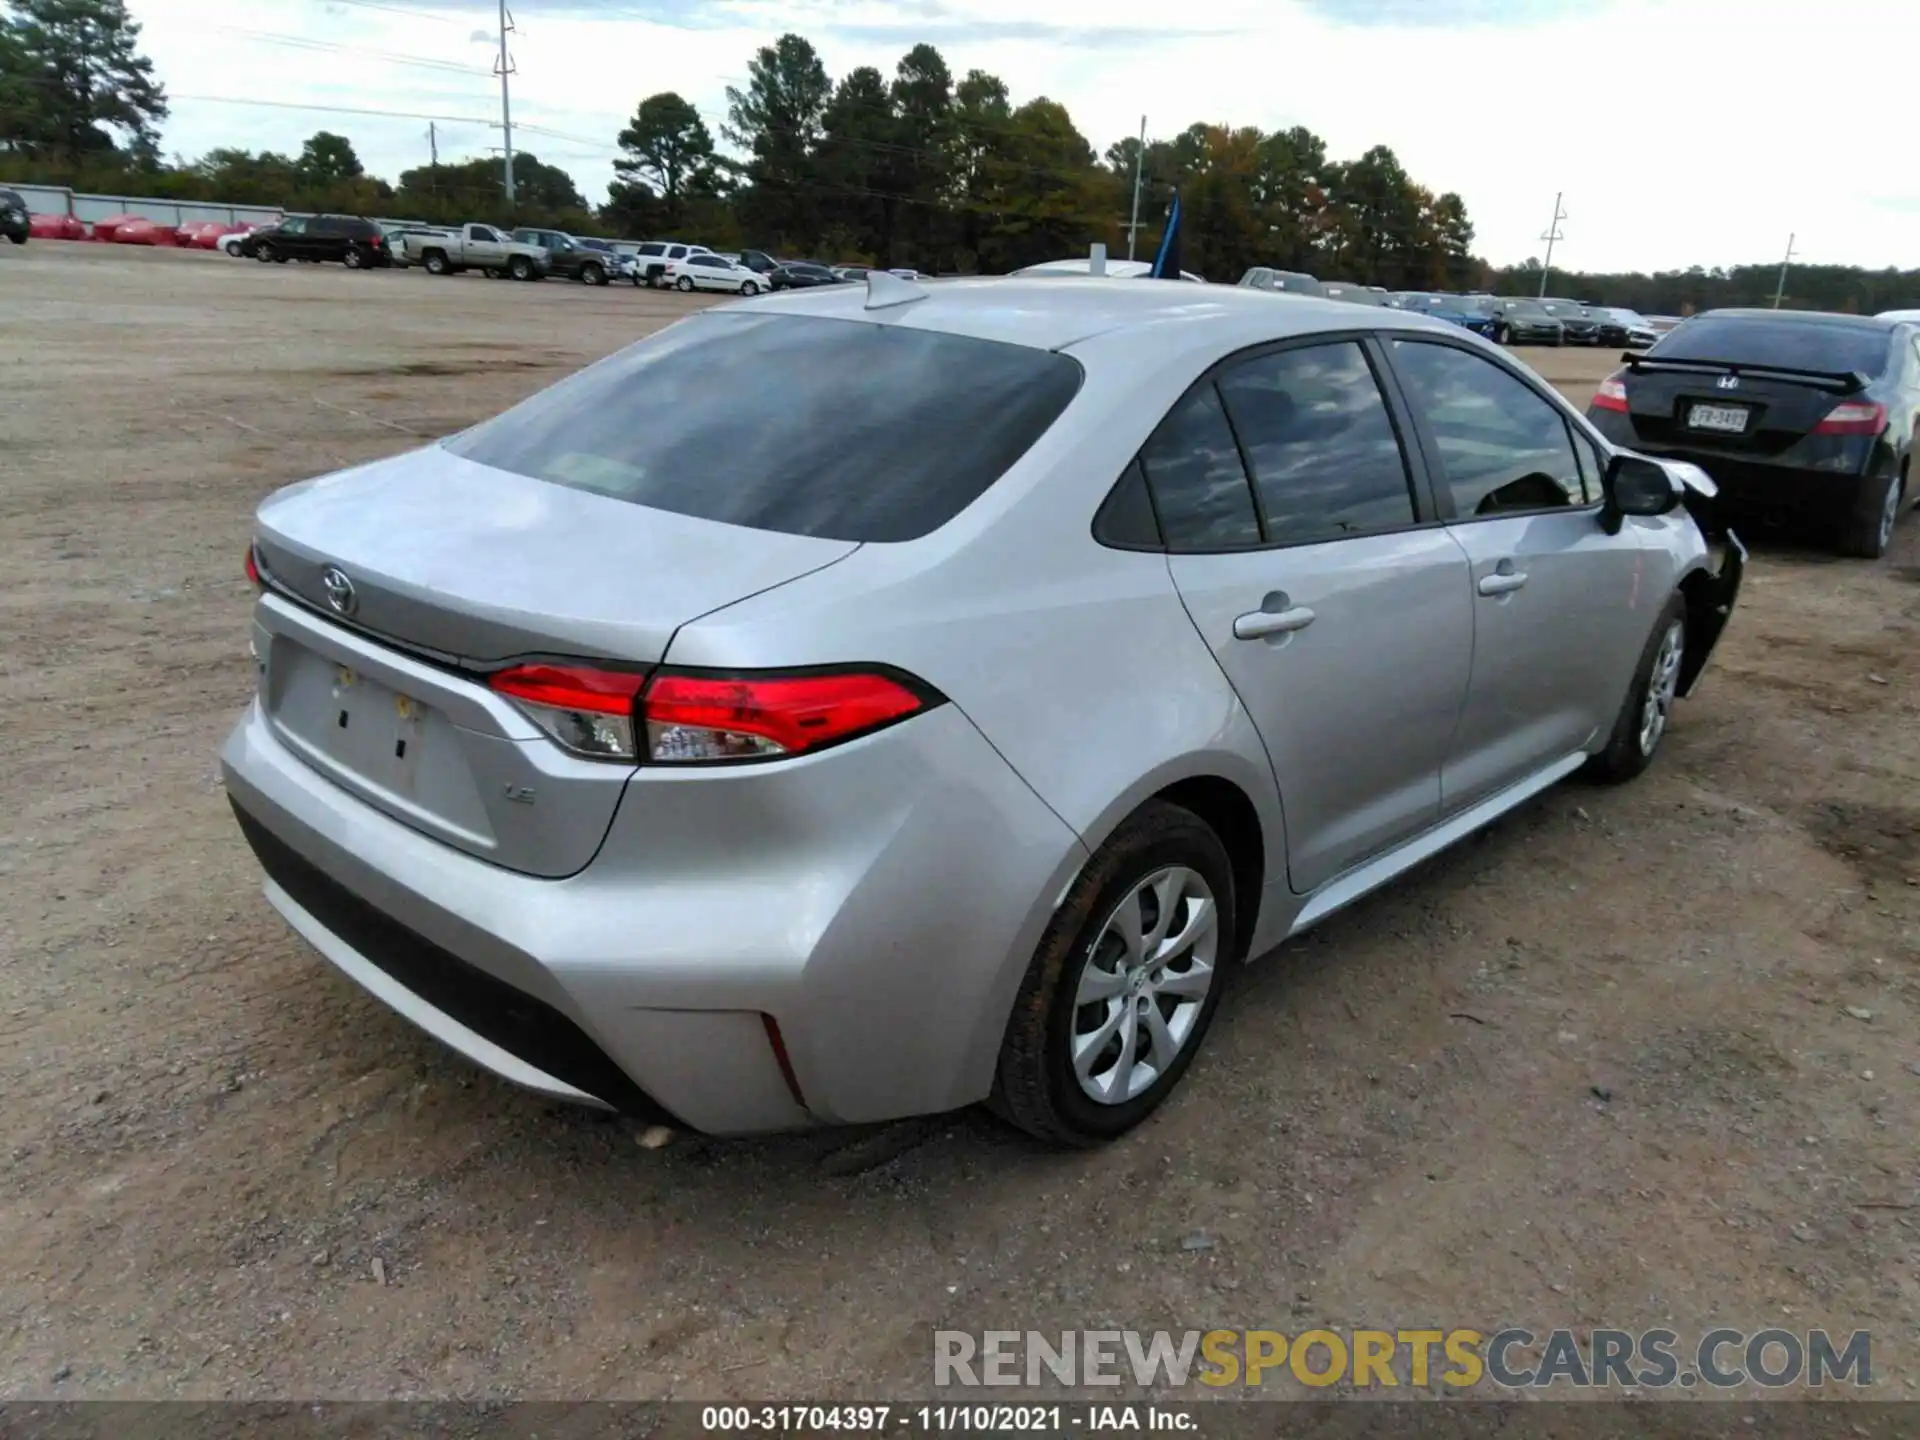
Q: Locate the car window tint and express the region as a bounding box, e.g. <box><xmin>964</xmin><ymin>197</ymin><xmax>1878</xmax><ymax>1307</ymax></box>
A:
<box><xmin>1216</xmin><ymin>342</ymin><xmax>1417</xmax><ymax>544</ymax></box>
<box><xmin>1092</xmin><ymin>459</ymin><xmax>1163</xmax><ymax>549</ymax></box>
<box><xmin>1390</xmin><ymin>341</ymin><xmax>1585</xmax><ymax>517</ymax></box>
<box><xmin>1137</xmin><ymin>385</ymin><xmax>1261</xmax><ymax>550</ymax></box>
<box><xmin>447</xmin><ymin>312</ymin><xmax>1083</xmax><ymax>543</ymax></box>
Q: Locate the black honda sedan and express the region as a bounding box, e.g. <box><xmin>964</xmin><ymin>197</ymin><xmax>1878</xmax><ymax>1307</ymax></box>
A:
<box><xmin>1587</xmin><ymin>309</ymin><xmax>1920</xmax><ymax>558</ymax></box>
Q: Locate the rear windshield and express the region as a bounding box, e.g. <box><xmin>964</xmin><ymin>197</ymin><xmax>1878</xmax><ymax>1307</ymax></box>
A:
<box><xmin>445</xmin><ymin>312</ymin><xmax>1084</xmax><ymax>543</ymax></box>
<box><xmin>1649</xmin><ymin>316</ymin><xmax>1892</xmax><ymax>375</ymax></box>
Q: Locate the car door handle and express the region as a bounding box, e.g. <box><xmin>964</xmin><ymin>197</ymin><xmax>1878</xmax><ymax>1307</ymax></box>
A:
<box><xmin>1233</xmin><ymin>595</ymin><xmax>1317</xmax><ymax>640</ymax></box>
<box><xmin>1477</xmin><ymin>570</ymin><xmax>1528</xmax><ymax>596</ymax></box>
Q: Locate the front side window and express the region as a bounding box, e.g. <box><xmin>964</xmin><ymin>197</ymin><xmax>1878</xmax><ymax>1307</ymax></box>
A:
<box><xmin>1137</xmin><ymin>385</ymin><xmax>1261</xmax><ymax>550</ymax></box>
<box><xmin>278</xmin><ymin>218</ymin><xmax>308</xmax><ymax>235</ymax></box>
<box><xmin>1215</xmin><ymin>342</ymin><xmax>1418</xmax><ymax>545</ymax></box>
<box><xmin>446</xmin><ymin>313</ymin><xmax>1083</xmax><ymax>543</ymax></box>
<box><xmin>1390</xmin><ymin>341</ymin><xmax>1585</xmax><ymax>517</ymax></box>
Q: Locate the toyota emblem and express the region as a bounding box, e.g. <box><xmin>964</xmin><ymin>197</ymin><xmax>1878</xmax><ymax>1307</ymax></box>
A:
<box><xmin>320</xmin><ymin>565</ymin><xmax>358</xmax><ymax>617</ymax></box>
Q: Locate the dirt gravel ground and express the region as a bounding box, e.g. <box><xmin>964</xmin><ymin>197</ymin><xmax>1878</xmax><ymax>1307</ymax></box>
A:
<box><xmin>1</xmin><ymin>244</ymin><xmax>1917</xmax><ymax>1404</ymax></box>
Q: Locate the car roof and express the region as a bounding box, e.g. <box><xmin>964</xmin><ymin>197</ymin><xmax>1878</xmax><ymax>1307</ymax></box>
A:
<box><xmin>737</xmin><ymin>275</ymin><xmax>1465</xmax><ymax>353</ymax></box>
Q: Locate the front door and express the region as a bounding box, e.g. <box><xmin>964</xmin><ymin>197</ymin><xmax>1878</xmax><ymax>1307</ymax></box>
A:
<box><xmin>1382</xmin><ymin>336</ymin><xmax>1654</xmax><ymax>811</ymax></box>
<box><xmin>1149</xmin><ymin>338</ymin><xmax>1475</xmax><ymax>894</ymax></box>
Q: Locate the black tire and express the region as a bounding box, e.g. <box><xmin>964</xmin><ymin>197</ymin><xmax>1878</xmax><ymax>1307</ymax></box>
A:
<box><xmin>343</xmin><ymin>247</ymin><xmax>365</xmax><ymax>269</ymax></box>
<box><xmin>581</xmin><ymin>261</ymin><xmax>605</xmax><ymax>286</ymax></box>
<box><xmin>1583</xmin><ymin>591</ymin><xmax>1688</xmax><ymax>784</ymax></box>
<box><xmin>1838</xmin><ymin>461</ymin><xmax>1902</xmax><ymax>560</ymax></box>
<box><xmin>990</xmin><ymin>800</ymin><xmax>1237</xmax><ymax>1146</ymax></box>
<box><xmin>5</xmin><ymin>230</ymin><xmax>25</xmax><ymax>245</ymax></box>
<box><xmin>676</xmin><ymin>274</ymin><xmax>696</xmax><ymax>292</ymax></box>
<box><xmin>509</xmin><ymin>255</ymin><xmax>534</xmax><ymax>281</ymax></box>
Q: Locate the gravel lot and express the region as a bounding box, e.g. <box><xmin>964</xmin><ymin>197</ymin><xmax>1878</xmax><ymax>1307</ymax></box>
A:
<box><xmin>1</xmin><ymin>244</ymin><xmax>1916</xmax><ymax>1402</ymax></box>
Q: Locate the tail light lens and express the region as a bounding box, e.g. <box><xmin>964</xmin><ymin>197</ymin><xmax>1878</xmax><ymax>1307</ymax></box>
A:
<box><xmin>1591</xmin><ymin>374</ymin><xmax>1629</xmax><ymax>412</ymax></box>
<box><xmin>490</xmin><ymin>663</ymin><xmax>648</xmax><ymax>759</ymax></box>
<box><xmin>1813</xmin><ymin>400</ymin><xmax>1887</xmax><ymax>436</ymax></box>
<box><xmin>643</xmin><ymin>670</ymin><xmax>933</xmax><ymax>762</ymax></box>
<box><xmin>245</xmin><ymin>541</ymin><xmax>262</xmax><ymax>588</ymax></box>
<box><xmin>489</xmin><ymin>664</ymin><xmax>936</xmax><ymax>763</ymax></box>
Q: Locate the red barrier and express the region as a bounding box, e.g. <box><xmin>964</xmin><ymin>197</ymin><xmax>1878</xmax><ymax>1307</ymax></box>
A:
<box><xmin>91</xmin><ymin>212</ymin><xmax>148</xmax><ymax>242</ymax></box>
<box><xmin>111</xmin><ymin>219</ymin><xmax>169</xmax><ymax>245</ymax></box>
<box><xmin>29</xmin><ymin>213</ymin><xmax>89</xmax><ymax>241</ymax></box>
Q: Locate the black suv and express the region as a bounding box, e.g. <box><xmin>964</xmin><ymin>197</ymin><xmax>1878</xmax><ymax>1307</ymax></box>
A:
<box><xmin>1</xmin><ymin>189</ymin><xmax>28</xmax><ymax>244</ymax></box>
<box><xmin>242</xmin><ymin>214</ymin><xmax>390</xmax><ymax>268</ymax></box>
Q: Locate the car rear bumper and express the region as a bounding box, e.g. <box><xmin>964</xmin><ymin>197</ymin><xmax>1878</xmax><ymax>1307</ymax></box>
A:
<box><xmin>221</xmin><ymin>692</ymin><xmax>1085</xmax><ymax>1135</ymax></box>
<box><xmin>1587</xmin><ymin>423</ymin><xmax>1881</xmax><ymax>521</ymax></box>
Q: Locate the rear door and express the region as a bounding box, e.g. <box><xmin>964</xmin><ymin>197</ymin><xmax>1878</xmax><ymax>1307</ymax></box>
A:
<box><xmin>1153</xmin><ymin>337</ymin><xmax>1475</xmax><ymax>893</ymax></box>
<box><xmin>1383</xmin><ymin>336</ymin><xmax>1652</xmax><ymax>811</ymax></box>
<box><xmin>305</xmin><ymin>216</ymin><xmax>342</xmax><ymax>260</ymax></box>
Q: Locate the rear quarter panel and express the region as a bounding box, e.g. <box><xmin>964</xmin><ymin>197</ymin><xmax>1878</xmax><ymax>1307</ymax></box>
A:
<box><xmin>660</xmin><ymin>330</ymin><xmax>1295</xmax><ymax>955</ymax></box>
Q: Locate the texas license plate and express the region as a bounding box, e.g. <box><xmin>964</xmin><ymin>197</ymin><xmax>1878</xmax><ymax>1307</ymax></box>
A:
<box><xmin>1687</xmin><ymin>403</ymin><xmax>1748</xmax><ymax>434</ymax></box>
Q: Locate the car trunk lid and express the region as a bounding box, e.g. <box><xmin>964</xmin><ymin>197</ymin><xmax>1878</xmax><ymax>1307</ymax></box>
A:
<box><xmin>1616</xmin><ymin>356</ymin><xmax>1871</xmax><ymax>458</ymax></box>
<box><xmin>249</xmin><ymin>446</ymin><xmax>858</xmax><ymax>875</ymax></box>
<box><xmin>253</xmin><ymin>445</ymin><xmax>859</xmax><ymax>665</ymax></box>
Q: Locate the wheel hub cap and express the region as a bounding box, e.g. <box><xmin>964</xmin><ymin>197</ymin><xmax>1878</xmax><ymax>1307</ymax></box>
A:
<box><xmin>1638</xmin><ymin>620</ymin><xmax>1685</xmax><ymax>757</ymax></box>
<box><xmin>1071</xmin><ymin>866</ymin><xmax>1219</xmax><ymax>1106</ymax></box>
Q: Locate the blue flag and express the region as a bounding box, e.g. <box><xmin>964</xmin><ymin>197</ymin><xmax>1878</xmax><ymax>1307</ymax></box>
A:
<box><xmin>1150</xmin><ymin>189</ymin><xmax>1183</xmax><ymax>279</ymax></box>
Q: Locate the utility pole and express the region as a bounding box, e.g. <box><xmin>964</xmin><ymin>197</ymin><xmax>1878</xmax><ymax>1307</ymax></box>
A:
<box><xmin>428</xmin><ymin>121</ymin><xmax>438</xmax><ymax>166</ymax></box>
<box><xmin>1772</xmin><ymin>232</ymin><xmax>1797</xmax><ymax>309</ymax></box>
<box><xmin>1125</xmin><ymin>115</ymin><xmax>1146</xmax><ymax>261</ymax></box>
<box><xmin>493</xmin><ymin>0</ymin><xmax>516</xmax><ymax>204</ymax></box>
<box><xmin>1537</xmin><ymin>191</ymin><xmax>1566</xmax><ymax>298</ymax></box>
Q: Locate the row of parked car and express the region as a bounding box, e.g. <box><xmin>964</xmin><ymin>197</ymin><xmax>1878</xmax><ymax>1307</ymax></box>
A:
<box><xmin>1237</xmin><ymin>267</ymin><xmax>1668</xmax><ymax>348</ymax></box>
<box><xmin>209</xmin><ymin>212</ymin><xmax>925</xmax><ymax>296</ymax></box>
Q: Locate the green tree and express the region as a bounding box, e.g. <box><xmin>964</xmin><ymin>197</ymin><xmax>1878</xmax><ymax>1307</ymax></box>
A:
<box><xmin>0</xmin><ymin>0</ymin><xmax>166</xmax><ymax>157</ymax></box>
<box><xmin>884</xmin><ymin>43</ymin><xmax>953</xmax><ymax>266</ymax></box>
<box><xmin>815</xmin><ymin>66</ymin><xmax>892</xmax><ymax>260</ymax></box>
<box><xmin>296</xmin><ymin>130</ymin><xmax>362</xmax><ymax>187</ymax></box>
<box><xmin>614</xmin><ymin>92</ymin><xmax>715</xmax><ymax>228</ymax></box>
<box><xmin>724</xmin><ymin>32</ymin><xmax>831</xmax><ymax>246</ymax></box>
<box><xmin>973</xmin><ymin>97</ymin><xmax>1107</xmax><ymax>273</ymax></box>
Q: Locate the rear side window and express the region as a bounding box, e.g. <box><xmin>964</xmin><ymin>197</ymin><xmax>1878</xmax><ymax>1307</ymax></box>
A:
<box><xmin>1651</xmin><ymin>316</ymin><xmax>1892</xmax><ymax>376</ymax></box>
<box><xmin>1216</xmin><ymin>342</ymin><xmax>1417</xmax><ymax>545</ymax></box>
<box><xmin>1390</xmin><ymin>340</ymin><xmax>1585</xmax><ymax>517</ymax></box>
<box><xmin>445</xmin><ymin>312</ymin><xmax>1083</xmax><ymax>543</ymax></box>
<box><xmin>1137</xmin><ymin>386</ymin><xmax>1261</xmax><ymax>550</ymax></box>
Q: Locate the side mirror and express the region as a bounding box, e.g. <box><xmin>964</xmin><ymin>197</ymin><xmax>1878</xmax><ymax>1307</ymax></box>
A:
<box><xmin>1601</xmin><ymin>453</ymin><xmax>1682</xmax><ymax>532</ymax></box>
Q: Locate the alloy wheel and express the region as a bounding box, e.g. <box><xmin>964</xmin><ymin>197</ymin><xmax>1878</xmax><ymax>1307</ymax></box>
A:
<box><xmin>1071</xmin><ymin>866</ymin><xmax>1218</xmax><ymax>1105</ymax></box>
<box><xmin>1638</xmin><ymin>620</ymin><xmax>1685</xmax><ymax>757</ymax></box>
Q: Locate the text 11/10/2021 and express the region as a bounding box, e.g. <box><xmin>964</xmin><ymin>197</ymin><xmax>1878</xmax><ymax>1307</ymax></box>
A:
<box><xmin>701</xmin><ymin>1405</ymin><xmax>1195</xmax><ymax>1433</ymax></box>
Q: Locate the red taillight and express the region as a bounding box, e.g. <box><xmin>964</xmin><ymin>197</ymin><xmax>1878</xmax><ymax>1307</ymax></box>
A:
<box><xmin>488</xmin><ymin>664</ymin><xmax>935</xmax><ymax>764</ymax></box>
<box><xmin>642</xmin><ymin>670</ymin><xmax>931</xmax><ymax>763</ymax></box>
<box><xmin>1813</xmin><ymin>400</ymin><xmax>1886</xmax><ymax>436</ymax></box>
<box><xmin>245</xmin><ymin>543</ymin><xmax>261</xmax><ymax>587</ymax></box>
<box><xmin>1591</xmin><ymin>373</ymin><xmax>1629</xmax><ymax>412</ymax></box>
<box><xmin>490</xmin><ymin>663</ymin><xmax>647</xmax><ymax>760</ymax></box>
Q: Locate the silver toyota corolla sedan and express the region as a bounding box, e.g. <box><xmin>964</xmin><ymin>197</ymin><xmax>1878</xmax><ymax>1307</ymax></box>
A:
<box><xmin>222</xmin><ymin>275</ymin><xmax>1745</xmax><ymax>1146</ymax></box>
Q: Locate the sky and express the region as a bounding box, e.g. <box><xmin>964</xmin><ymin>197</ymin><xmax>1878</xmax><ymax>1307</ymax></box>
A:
<box><xmin>127</xmin><ymin>0</ymin><xmax>1920</xmax><ymax>273</ymax></box>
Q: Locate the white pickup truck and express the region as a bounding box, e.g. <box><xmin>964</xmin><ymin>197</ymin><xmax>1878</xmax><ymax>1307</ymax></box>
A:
<box><xmin>403</xmin><ymin>222</ymin><xmax>552</xmax><ymax>280</ymax></box>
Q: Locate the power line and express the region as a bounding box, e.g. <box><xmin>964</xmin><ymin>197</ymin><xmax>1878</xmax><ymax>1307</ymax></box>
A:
<box><xmin>171</xmin><ymin>93</ymin><xmax>497</xmax><ymax>127</ymax></box>
<box><xmin>313</xmin><ymin>0</ymin><xmax>473</xmax><ymax>24</ymax></box>
<box><xmin>206</xmin><ymin>24</ymin><xmax>489</xmax><ymax>75</ymax></box>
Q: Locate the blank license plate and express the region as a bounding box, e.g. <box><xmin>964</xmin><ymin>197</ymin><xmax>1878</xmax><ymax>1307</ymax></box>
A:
<box><xmin>1687</xmin><ymin>403</ymin><xmax>1748</xmax><ymax>434</ymax></box>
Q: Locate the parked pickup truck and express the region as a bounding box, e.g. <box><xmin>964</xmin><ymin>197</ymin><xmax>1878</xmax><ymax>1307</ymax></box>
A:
<box><xmin>510</xmin><ymin>227</ymin><xmax>635</xmax><ymax>286</ymax></box>
<box><xmin>403</xmin><ymin>222</ymin><xmax>551</xmax><ymax>280</ymax></box>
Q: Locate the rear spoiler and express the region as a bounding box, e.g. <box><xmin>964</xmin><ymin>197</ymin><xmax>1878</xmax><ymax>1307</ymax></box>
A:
<box><xmin>1621</xmin><ymin>354</ymin><xmax>1868</xmax><ymax>394</ymax></box>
